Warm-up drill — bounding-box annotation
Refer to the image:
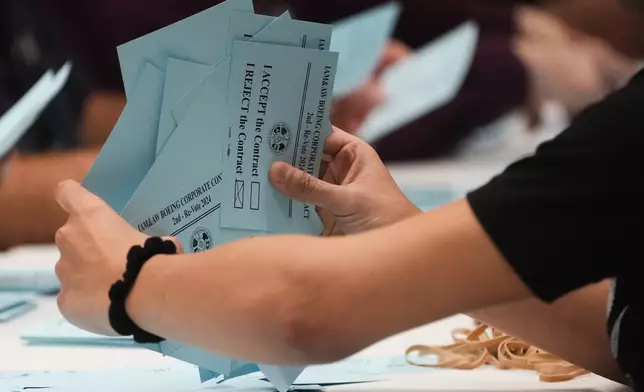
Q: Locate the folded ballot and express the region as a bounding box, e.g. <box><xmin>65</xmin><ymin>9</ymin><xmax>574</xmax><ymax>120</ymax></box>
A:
<box><xmin>81</xmin><ymin>1</ymin><xmax>401</xmax><ymax>391</ymax></box>
<box><xmin>0</xmin><ymin>63</ymin><xmax>72</xmax><ymax>159</ymax></box>
<box><xmin>0</xmin><ymin>294</ymin><xmax>36</xmax><ymax>322</ymax></box>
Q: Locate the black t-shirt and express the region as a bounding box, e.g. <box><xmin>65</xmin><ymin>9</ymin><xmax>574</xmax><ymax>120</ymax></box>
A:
<box><xmin>467</xmin><ymin>70</ymin><xmax>644</xmax><ymax>389</ymax></box>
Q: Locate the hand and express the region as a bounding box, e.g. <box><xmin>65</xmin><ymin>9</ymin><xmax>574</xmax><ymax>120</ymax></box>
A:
<box><xmin>330</xmin><ymin>40</ymin><xmax>411</xmax><ymax>135</ymax></box>
<box><xmin>331</xmin><ymin>78</ymin><xmax>385</xmax><ymax>135</ymax></box>
<box><xmin>514</xmin><ymin>34</ymin><xmax>636</xmax><ymax>118</ymax></box>
<box><xmin>515</xmin><ymin>5</ymin><xmax>576</xmax><ymax>43</ymax></box>
<box><xmin>269</xmin><ymin>127</ymin><xmax>420</xmax><ymax>235</ymax></box>
<box><xmin>373</xmin><ymin>39</ymin><xmax>412</xmax><ymax>78</ymax></box>
<box><xmin>54</xmin><ymin>180</ymin><xmax>181</xmax><ymax>336</ymax></box>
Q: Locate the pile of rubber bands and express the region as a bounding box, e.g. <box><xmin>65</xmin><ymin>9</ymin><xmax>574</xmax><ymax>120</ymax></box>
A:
<box><xmin>405</xmin><ymin>322</ymin><xmax>589</xmax><ymax>382</ymax></box>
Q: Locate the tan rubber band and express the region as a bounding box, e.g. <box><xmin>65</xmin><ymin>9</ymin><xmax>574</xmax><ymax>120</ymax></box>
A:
<box><xmin>405</xmin><ymin>323</ymin><xmax>589</xmax><ymax>382</ymax></box>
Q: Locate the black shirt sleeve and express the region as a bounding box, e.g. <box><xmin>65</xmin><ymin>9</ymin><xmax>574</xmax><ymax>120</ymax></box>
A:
<box><xmin>467</xmin><ymin>70</ymin><xmax>644</xmax><ymax>303</ymax></box>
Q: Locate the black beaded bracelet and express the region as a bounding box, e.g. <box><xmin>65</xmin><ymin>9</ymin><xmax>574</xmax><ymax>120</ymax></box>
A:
<box><xmin>108</xmin><ymin>237</ymin><xmax>177</xmax><ymax>343</ymax></box>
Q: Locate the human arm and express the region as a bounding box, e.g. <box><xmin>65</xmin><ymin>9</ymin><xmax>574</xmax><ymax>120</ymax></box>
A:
<box><xmin>0</xmin><ymin>148</ymin><xmax>96</xmax><ymax>250</ymax></box>
<box><xmin>55</xmin><ymin>181</ymin><xmax>531</xmax><ymax>365</ymax></box>
<box><xmin>55</xmin><ymin>70</ymin><xmax>644</xmax><ymax>370</ymax></box>
<box><xmin>540</xmin><ymin>0</ymin><xmax>644</xmax><ymax>58</ymax></box>
<box><xmin>77</xmin><ymin>91</ymin><xmax>125</xmax><ymax>147</ymax></box>
<box><xmin>469</xmin><ymin>281</ymin><xmax>625</xmax><ymax>383</ymax></box>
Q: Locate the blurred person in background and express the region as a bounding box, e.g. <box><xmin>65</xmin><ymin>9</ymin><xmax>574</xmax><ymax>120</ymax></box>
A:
<box><xmin>0</xmin><ymin>0</ymin><xmax>123</xmax><ymax>250</ymax></box>
<box><xmin>286</xmin><ymin>0</ymin><xmax>642</xmax><ymax>160</ymax></box>
<box><xmin>49</xmin><ymin>0</ymin><xmax>643</xmax><ymax>163</ymax></box>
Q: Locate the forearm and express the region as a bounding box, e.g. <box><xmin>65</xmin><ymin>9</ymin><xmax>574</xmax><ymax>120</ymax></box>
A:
<box><xmin>125</xmin><ymin>199</ymin><xmax>532</xmax><ymax>364</ymax></box>
<box><xmin>0</xmin><ymin>149</ymin><xmax>96</xmax><ymax>249</ymax></box>
<box><xmin>469</xmin><ymin>281</ymin><xmax>625</xmax><ymax>383</ymax></box>
<box><xmin>126</xmin><ymin>234</ymin><xmax>350</xmax><ymax>364</ymax></box>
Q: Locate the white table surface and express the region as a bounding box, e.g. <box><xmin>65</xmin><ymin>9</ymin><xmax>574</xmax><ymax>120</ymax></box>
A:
<box><xmin>0</xmin><ymin>246</ymin><xmax>630</xmax><ymax>392</ymax></box>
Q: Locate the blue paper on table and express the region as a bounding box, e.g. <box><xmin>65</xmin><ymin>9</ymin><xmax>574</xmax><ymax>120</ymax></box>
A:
<box><xmin>329</xmin><ymin>2</ymin><xmax>401</xmax><ymax>97</ymax></box>
<box><xmin>0</xmin><ymin>62</ymin><xmax>71</xmax><ymax>159</ymax></box>
<box><xmin>358</xmin><ymin>21</ymin><xmax>479</xmax><ymax>143</ymax></box>
<box><xmin>21</xmin><ymin>317</ymin><xmax>133</xmax><ymax>346</ymax></box>
<box><xmin>0</xmin><ymin>269</ymin><xmax>60</xmax><ymax>294</ymax></box>
<box><xmin>0</xmin><ymin>356</ymin><xmax>432</xmax><ymax>392</ymax></box>
<box><xmin>82</xmin><ymin>2</ymin><xmax>340</xmax><ymax>391</ymax></box>
<box><xmin>402</xmin><ymin>186</ymin><xmax>464</xmax><ymax>212</ymax></box>
<box><xmin>0</xmin><ymin>294</ymin><xmax>36</xmax><ymax>322</ymax></box>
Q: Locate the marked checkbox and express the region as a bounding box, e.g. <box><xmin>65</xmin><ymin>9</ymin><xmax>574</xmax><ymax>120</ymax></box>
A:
<box><xmin>234</xmin><ymin>180</ymin><xmax>245</xmax><ymax>209</ymax></box>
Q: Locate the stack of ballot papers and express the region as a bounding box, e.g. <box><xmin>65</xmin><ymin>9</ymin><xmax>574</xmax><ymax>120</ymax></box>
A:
<box><xmin>0</xmin><ymin>294</ymin><xmax>36</xmax><ymax>322</ymax></box>
<box><xmin>80</xmin><ymin>1</ymin><xmax>402</xmax><ymax>391</ymax></box>
<box><xmin>0</xmin><ymin>63</ymin><xmax>72</xmax><ymax>159</ymax></box>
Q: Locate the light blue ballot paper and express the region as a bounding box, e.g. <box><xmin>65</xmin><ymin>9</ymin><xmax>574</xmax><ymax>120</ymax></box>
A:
<box><xmin>221</xmin><ymin>41</ymin><xmax>338</xmax><ymax>233</ymax></box>
<box><xmin>120</xmin><ymin>62</ymin><xmax>240</xmax><ymax>244</ymax></box>
<box><xmin>164</xmin><ymin>11</ymin><xmax>290</xmax><ymax>155</ymax></box>
<box><xmin>119</xmin><ymin>57</ymin><xmax>306</xmax><ymax>392</ymax></box>
<box><xmin>330</xmin><ymin>2</ymin><xmax>402</xmax><ymax>97</ymax></box>
<box><xmin>117</xmin><ymin>0</ymin><xmax>254</xmax><ymax>98</ymax></box>
<box><xmin>82</xmin><ymin>62</ymin><xmax>165</xmax><ymax>213</ymax></box>
<box><xmin>0</xmin><ymin>294</ymin><xmax>36</xmax><ymax>322</ymax></box>
<box><xmin>0</xmin><ymin>62</ymin><xmax>71</xmax><ymax>159</ymax></box>
<box><xmin>22</xmin><ymin>317</ymin><xmax>133</xmax><ymax>346</ymax></box>
<box><xmin>156</xmin><ymin>59</ymin><xmax>214</xmax><ymax>156</ymax></box>
<box><xmin>170</xmin><ymin>9</ymin><xmax>331</xmax><ymax>135</ymax></box>
<box><xmin>227</xmin><ymin>11</ymin><xmax>332</xmax><ymax>56</ymax></box>
<box><xmin>140</xmin><ymin>341</ymin><xmax>261</xmax><ymax>385</ymax></box>
<box><xmin>0</xmin><ymin>269</ymin><xmax>59</xmax><ymax>294</ymax></box>
<box><xmin>358</xmin><ymin>21</ymin><xmax>479</xmax><ymax>143</ymax></box>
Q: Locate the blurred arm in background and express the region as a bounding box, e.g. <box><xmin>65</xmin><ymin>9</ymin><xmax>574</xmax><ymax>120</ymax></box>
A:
<box><xmin>0</xmin><ymin>149</ymin><xmax>96</xmax><ymax>250</ymax></box>
<box><xmin>0</xmin><ymin>0</ymin><xmax>112</xmax><ymax>250</ymax></box>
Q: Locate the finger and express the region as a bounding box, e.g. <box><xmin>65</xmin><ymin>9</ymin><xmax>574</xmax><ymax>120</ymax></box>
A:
<box><xmin>269</xmin><ymin>161</ymin><xmax>344</xmax><ymax>210</ymax></box>
<box><xmin>324</xmin><ymin>127</ymin><xmax>361</xmax><ymax>157</ymax></box>
<box><xmin>374</xmin><ymin>40</ymin><xmax>411</xmax><ymax>78</ymax></box>
<box><xmin>56</xmin><ymin>180</ymin><xmax>108</xmax><ymax>216</ymax></box>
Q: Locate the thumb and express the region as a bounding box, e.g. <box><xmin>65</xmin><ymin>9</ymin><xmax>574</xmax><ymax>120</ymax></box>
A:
<box><xmin>269</xmin><ymin>161</ymin><xmax>343</xmax><ymax>210</ymax></box>
<box><xmin>56</xmin><ymin>179</ymin><xmax>108</xmax><ymax>215</ymax></box>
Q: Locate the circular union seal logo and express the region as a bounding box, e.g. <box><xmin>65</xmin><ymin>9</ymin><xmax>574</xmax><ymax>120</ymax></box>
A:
<box><xmin>268</xmin><ymin>123</ymin><xmax>291</xmax><ymax>155</ymax></box>
<box><xmin>191</xmin><ymin>228</ymin><xmax>213</xmax><ymax>253</ymax></box>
